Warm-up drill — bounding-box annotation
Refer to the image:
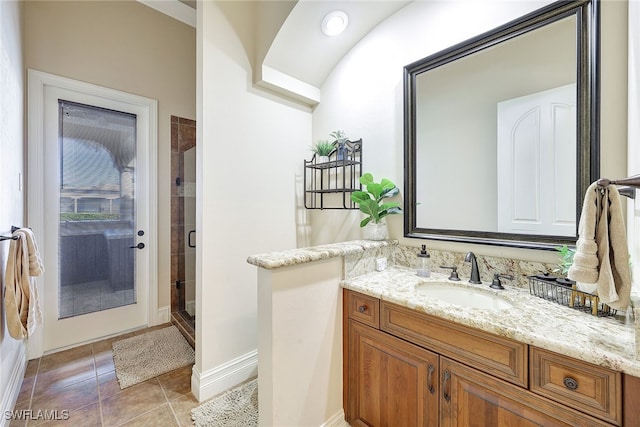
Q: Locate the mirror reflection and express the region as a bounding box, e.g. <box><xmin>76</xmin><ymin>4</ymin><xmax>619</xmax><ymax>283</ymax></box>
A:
<box><xmin>404</xmin><ymin>0</ymin><xmax>598</xmax><ymax>249</ymax></box>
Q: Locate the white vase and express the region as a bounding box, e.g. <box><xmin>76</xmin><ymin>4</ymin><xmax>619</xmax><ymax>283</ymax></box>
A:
<box><xmin>364</xmin><ymin>221</ymin><xmax>387</xmax><ymax>241</ymax></box>
<box><xmin>317</xmin><ymin>155</ymin><xmax>329</xmax><ymax>164</ymax></box>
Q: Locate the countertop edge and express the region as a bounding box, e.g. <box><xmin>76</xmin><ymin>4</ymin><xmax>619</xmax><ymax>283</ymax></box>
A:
<box><xmin>246</xmin><ymin>239</ymin><xmax>398</xmax><ymax>270</ymax></box>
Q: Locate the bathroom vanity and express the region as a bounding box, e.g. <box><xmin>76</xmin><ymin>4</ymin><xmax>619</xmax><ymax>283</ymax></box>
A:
<box><xmin>248</xmin><ymin>240</ymin><xmax>640</xmax><ymax>426</ymax></box>
<box><xmin>342</xmin><ymin>269</ymin><xmax>640</xmax><ymax>427</ymax></box>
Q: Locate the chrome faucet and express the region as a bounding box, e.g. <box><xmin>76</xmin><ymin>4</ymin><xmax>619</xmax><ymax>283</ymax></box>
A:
<box><xmin>464</xmin><ymin>252</ymin><xmax>482</xmax><ymax>284</ymax></box>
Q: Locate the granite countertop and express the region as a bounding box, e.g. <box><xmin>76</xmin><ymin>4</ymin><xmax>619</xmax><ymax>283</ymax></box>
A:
<box><xmin>247</xmin><ymin>240</ymin><xmax>397</xmax><ymax>269</ymax></box>
<box><xmin>342</xmin><ymin>266</ymin><xmax>640</xmax><ymax>377</ymax></box>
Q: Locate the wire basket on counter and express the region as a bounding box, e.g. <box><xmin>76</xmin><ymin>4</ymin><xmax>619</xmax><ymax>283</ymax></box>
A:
<box><xmin>528</xmin><ymin>275</ymin><xmax>617</xmax><ymax>317</ymax></box>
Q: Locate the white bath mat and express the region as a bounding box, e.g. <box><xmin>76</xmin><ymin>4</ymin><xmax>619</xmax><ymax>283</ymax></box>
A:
<box><xmin>112</xmin><ymin>325</ymin><xmax>194</xmax><ymax>389</ymax></box>
<box><xmin>191</xmin><ymin>378</ymin><xmax>258</xmax><ymax>427</ymax></box>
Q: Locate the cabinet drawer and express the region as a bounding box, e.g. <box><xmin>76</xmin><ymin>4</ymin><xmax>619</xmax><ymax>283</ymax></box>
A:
<box><xmin>530</xmin><ymin>347</ymin><xmax>622</xmax><ymax>426</ymax></box>
<box><xmin>345</xmin><ymin>290</ymin><xmax>380</xmax><ymax>328</ymax></box>
<box><xmin>381</xmin><ymin>301</ymin><xmax>527</xmax><ymax>387</ymax></box>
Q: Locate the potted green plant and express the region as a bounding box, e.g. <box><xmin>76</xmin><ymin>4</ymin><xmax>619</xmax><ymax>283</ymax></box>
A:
<box><xmin>330</xmin><ymin>130</ymin><xmax>348</xmax><ymax>160</ymax></box>
<box><xmin>310</xmin><ymin>140</ymin><xmax>333</xmax><ymax>163</ymax></box>
<box><xmin>554</xmin><ymin>245</ymin><xmax>575</xmax><ymax>276</ymax></box>
<box><xmin>350</xmin><ymin>173</ymin><xmax>402</xmax><ymax>240</ymax></box>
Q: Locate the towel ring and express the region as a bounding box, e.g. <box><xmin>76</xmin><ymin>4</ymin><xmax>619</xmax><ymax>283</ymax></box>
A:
<box><xmin>596</xmin><ymin>176</ymin><xmax>640</xmax><ymax>199</ymax></box>
<box><xmin>597</xmin><ymin>175</ymin><xmax>640</xmax><ymax>188</ymax></box>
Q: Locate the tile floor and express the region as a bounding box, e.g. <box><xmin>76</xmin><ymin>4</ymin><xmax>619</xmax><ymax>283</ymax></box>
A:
<box><xmin>9</xmin><ymin>324</ymin><xmax>200</xmax><ymax>426</ymax></box>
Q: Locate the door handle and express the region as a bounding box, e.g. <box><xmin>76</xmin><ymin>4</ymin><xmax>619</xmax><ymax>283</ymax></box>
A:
<box><xmin>129</xmin><ymin>242</ymin><xmax>145</xmax><ymax>249</ymax></box>
<box><xmin>188</xmin><ymin>230</ymin><xmax>196</xmax><ymax>248</ymax></box>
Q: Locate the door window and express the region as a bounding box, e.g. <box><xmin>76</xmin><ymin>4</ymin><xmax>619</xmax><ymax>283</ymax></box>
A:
<box><xmin>58</xmin><ymin>100</ymin><xmax>137</xmax><ymax>318</ymax></box>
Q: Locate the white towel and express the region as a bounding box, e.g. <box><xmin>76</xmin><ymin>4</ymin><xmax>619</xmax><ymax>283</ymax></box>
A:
<box><xmin>3</xmin><ymin>228</ymin><xmax>44</xmax><ymax>340</ymax></box>
<box><xmin>568</xmin><ymin>182</ymin><xmax>600</xmax><ymax>283</ymax></box>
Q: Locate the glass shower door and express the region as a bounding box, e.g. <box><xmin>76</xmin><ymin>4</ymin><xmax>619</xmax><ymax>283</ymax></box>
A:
<box><xmin>183</xmin><ymin>146</ymin><xmax>196</xmax><ymax>321</ymax></box>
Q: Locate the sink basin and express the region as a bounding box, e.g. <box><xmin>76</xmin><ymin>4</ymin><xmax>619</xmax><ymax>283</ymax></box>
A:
<box><xmin>416</xmin><ymin>283</ymin><xmax>513</xmax><ymax>310</ymax></box>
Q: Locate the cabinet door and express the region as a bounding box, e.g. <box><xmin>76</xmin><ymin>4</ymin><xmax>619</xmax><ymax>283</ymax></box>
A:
<box><xmin>347</xmin><ymin>320</ymin><xmax>439</xmax><ymax>427</ymax></box>
<box><xmin>440</xmin><ymin>358</ymin><xmax>611</xmax><ymax>427</ymax></box>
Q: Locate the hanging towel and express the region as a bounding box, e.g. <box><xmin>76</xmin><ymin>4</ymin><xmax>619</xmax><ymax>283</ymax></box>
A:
<box><xmin>596</xmin><ymin>184</ymin><xmax>631</xmax><ymax>309</ymax></box>
<box><xmin>568</xmin><ymin>182</ymin><xmax>600</xmax><ymax>283</ymax></box>
<box><xmin>4</xmin><ymin>228</ymin><xmax>44</xmax><ymax>340</ymax></box>
<box><xmin>568</xmin><ymin>182</ymin><xmax>632</xmax><ymax>310</ymax></box>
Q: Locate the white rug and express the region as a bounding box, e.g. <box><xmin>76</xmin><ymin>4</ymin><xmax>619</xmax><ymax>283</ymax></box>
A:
<box><xmin>191</xmin><ymin>378</ymin><xmax>258</xmax><ymax>427</ymax></box>
<box><xmin>112</xmin><ymin>325</ymin><xmax>194</xmax><ymax>389</ymax></box>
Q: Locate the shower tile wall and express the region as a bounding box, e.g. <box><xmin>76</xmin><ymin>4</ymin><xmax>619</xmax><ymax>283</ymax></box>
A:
<box><xmin>170</xmin><ymin>116</ymin><xmax>195</xmax><ymax>325</ymax></box>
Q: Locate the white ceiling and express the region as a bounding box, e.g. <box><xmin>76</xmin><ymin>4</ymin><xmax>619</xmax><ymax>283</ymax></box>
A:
<box><xmin>178</xmin><ymin>0</ymin><xmax>196</xmax><ymax>9</ymax></box>
<box><xmin>264</xmin><ymin>1</ymin><xmax>411</xmax><ymax>89</ymax></box>
<box><xmin>139</xmin><ymin>0</ymin><xmax>411</xmax><ymax>105</ymax></box>
<box><xmin>138</xmin><ymin>0</ymin><xmax>196</xmax><ymax>26</ymax></box>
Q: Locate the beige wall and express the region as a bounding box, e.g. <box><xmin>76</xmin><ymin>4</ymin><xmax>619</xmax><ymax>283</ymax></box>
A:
<box><xmin>0</xmin><ymin>0</ymin><xmax>26</xmax><ymax>416</ymax></box>
<box><xmin>257</xmin><ymin>259</ymin><xmax>344</xmax><ymax>425</ymax></box>
<box><xmin>24</xmin><ymin>0</ymin><xmax>196</xmax><ymax>310</ymax></box>
<box><xmin>600</xmin><ymin>0</ymin><xmax>629</xmax><ymax>182</ymax></box>
<box><xmin>196</xmin><ymin>0</ymin><xmax>312</xmax><ymax>400</ymax></box>
<box><xmin>628</xmin><ymin>0</ymin><xmax>640</xmax><ymax>287</ymax></box>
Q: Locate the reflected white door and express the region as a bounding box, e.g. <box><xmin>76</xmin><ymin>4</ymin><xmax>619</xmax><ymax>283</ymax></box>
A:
<box><xmin>497</xmin><ymin>84</ymin><xmax>576</xmax><ymax>236</ymax></box>
<box><xmin>28</xmin><ymin>70</ymin><xmax>157</xmax><ymax>353</ymax></box>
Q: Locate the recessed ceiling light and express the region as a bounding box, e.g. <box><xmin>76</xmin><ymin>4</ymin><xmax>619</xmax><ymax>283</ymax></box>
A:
<box><xmin>322</xmin><ymin>11</ymin><xmax>348</xmax><ymax>36</ymax></box>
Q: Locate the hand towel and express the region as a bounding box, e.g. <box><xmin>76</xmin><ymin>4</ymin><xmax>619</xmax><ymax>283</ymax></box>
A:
<box><xmin>568</xmin><ymin>182</ymin><xmax>600</xmax><ymax>283</ymax></box>
<box><xmin>3</xmin><ymin>228</ymin><xmax>44</xmax><ymax>340</ymax></box>
<box><xmin>20</xmin><ymin>228</ymin><xmax>44</xmax><ymax>276</ymax></box>
<box><xmin>4</xmin><ymin>234</ymin><xmax>29</xmax><ymax>340</ymax></box>
<box><xmin>568</xmin><ymin>182</ymin><xmax>632</xmax><ymax>310</ymax></box>
<box><xmin>596</xmin><ymin>186</ymin><xmax>631</xmax><ymax>310</ymax></box>
<box><xmin>18</xmin><ymin>229</ymin><xmax>44</xmax><ymax>335</ymax></box>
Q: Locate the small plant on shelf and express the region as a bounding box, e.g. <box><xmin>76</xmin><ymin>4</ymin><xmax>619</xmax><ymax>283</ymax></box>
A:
<box><xmin>329</xmin><ymin>130</ymin><xmax>348</xmax><ymax>143</ymax></box>
<box><xmin>350</xmin><ymin>173</ymin><xmax>402</xmax><ymax>226</ymax></box>
<box><xmin>554</xmin><ymin>245</ymin><xmax>575</xmax><ymax>276</ymax></box>
<box><xmin>330</xmin><ymin>130</ymin><xmax>348</xmax><ymax>160</ymax></box>
<box><xmin>310</xmin><ymin>140</ymin><xmax>334</xmax><ymax>158</ymax></box>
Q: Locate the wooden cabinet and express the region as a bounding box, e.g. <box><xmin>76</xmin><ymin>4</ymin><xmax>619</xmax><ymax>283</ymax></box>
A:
<box><xmin>344</xmin><ymin>289</ymin><xmax>623</xmax><ymax>427</ymax></box>
<box><xmin>347</xmin><ymin>320</ymin><xmax>439</xmax><ymax>427</ymax></box>
<box><xmin>441</xmin><ymin>357</ymin><xmax>610</xmax><ymax>427</ymax></box>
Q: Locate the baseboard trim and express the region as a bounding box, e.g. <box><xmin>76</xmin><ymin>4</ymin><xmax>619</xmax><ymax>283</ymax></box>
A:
<box><xmin>0</xmin><ymin>343</ymin><xmax>27</xmax><ymax>427</ymax></box>
<box><xmin>191</xmin><ymin>349</ymin><xmax>258</xmax><ymax>402</ymax></box>
<box><xmin>156</xmin><ymin>305</ymin><xmax>170</xmax><ymax>325</ymax></box>
<box><xmin>185</xmin><ymin>300</ymin><xmax>195</xmax><ymax>316</ymax></box>
<box><xmin>322</xmin><ymin>410</ymin><xmax>349</xmax><ymax>427</ymax></box>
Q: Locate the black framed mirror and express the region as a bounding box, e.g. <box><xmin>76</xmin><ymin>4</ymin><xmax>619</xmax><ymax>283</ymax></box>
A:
<box><xmin>404</xmin><ymin>0</ymin><xmax>599</xmax><ymax>250</ymax></box>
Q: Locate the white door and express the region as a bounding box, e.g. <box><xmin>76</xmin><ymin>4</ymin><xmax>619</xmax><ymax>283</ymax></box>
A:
<box><xmin>28</xmin><ymin>70</ymin><xmax>158</xmax><ymax>354</ymax></box>
<box><xmin>497</xmin><ymin>84</ymin><xmax>576</xmax><ymax>236</ymax></box>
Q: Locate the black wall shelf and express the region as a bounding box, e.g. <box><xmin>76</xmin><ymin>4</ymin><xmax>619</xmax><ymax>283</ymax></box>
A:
<box><xmin>304</xmin><ymin>139</ymin><xmax>362</xmax><ymax>209</ymax></box>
